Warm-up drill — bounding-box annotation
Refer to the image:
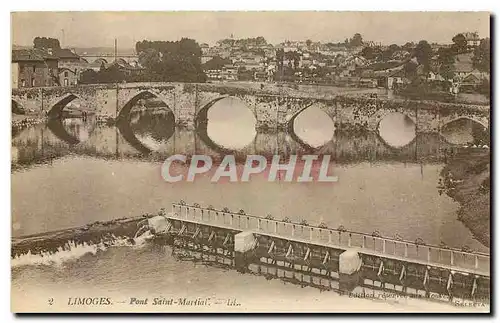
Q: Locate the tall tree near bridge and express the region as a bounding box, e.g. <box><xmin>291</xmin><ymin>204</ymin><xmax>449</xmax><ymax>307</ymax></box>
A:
<box><xmin>349</xmin><ymin>33</ymin><xmax>363</xmax><ymax>47</ymax></box>
<box><xmin>451</xmin><ymin>33</ymin><xmax>468</xmax><ymax>54</ymax></box>
<box><xmin>135</xmin><ymin>38</ymin><xmax>206</xmax><ymax>83</ymax></box>
<box><xmin>415</xmin><ymin>40</ymin><xmax>433</xmax><ymax>71</ymax></box>
<box><xmin>472</xmin><ymin>38</ymin><xmax>490</xmax><ymax>72</ymax></box>
<box><xmin>437</xmin><ymin>47</ymin><xmax>456</xmax><ymax>80</ymax></box>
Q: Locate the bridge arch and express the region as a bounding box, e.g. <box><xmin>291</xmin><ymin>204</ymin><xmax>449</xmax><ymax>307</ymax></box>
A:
<box><xmin>94</xmin><ymin>58</ymin><xmax>108</xmax><ymax>64</ymax></box>
<box><xmin>285</xmin><ymin>101</ymin><xmax>335</xmax><ymax>150</ymax></box>
<box><xmin>12</xmin><ymin>99</ymin><xmax>24</xmax><ymax>114</ymax></box>
<box><xmin>47</xmin><ymin>93</ymin><xmax>80</xmax><ymax>119</ymax></box>
<box><xmin>118</xmin><ymin>90</ymin><xmax>174</xmax><ymax>121</ymax></box>
<box><xmin>441</xmin><ymin>116</ymin><xmax>489</xmax><ymax>131</ymax></box>
<box><xmin>194</xmin><ymin>96</ymin><xmax>258</xmax><ymax>130</ymax></box>
<box><xmin>376</xmin><ymin>112</ymin><xmax>417</xmax><ymax>149</ymax></box>
<box><xmin>440</xmin><ymin>116</ymin><xmax>489</xmax><ymax>145</ymax></box>
<box><xmin>114</xmin><ymin>58</ymin><xmax>127</xmax><ymax>66</ymax></box>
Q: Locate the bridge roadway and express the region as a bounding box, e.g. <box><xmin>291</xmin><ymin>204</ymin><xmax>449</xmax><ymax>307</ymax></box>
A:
<box><xmin>164</xmin><ymin>202</ymin><xmax>490</xmax><ymax>302</ymax></box>
<box><xmin>12</xmin><ymin>82</ymin><xmax>490</xmax><ymax>133</ymax></box>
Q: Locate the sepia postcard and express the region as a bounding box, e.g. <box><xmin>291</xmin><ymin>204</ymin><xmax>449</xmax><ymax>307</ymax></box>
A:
<box><xmin>10</xmin><ymin>11</ymin><xmax>491</xmax><ymax>313</ymax></box>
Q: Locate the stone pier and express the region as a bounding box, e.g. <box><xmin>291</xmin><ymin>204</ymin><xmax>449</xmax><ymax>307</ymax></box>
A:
<box><xmin>234</xmin><ymin>231</ymin><xmax>256</xmax><ymax>273</ymax></box>
<box><xmin>338</xmin><ymin>249</ymin><xmax>363</xmax><ymax>292</ymax></box>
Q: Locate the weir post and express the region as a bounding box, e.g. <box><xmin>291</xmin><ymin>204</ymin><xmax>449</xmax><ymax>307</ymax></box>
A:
<box><xmin>338</xmin><ymin>249</ymin><xmax>362</xmax><ymax>293</ymax></box>
<box><xmin>234</xmin><ymin>231</ymin><xmax>255</xmax><ymax>273</ymax></box>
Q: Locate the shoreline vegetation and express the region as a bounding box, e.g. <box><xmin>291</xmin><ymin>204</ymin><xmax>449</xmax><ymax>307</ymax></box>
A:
<box><xmin>440</xmin><ymin>148</ymin><xmax>490</xmax><ymax>248</ymax></box>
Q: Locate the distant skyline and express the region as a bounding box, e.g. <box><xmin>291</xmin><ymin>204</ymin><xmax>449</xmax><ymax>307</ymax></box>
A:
<box><xmin>12</xmin><ymin>12</ymin><xmax>490</xmax><ymax>50</ymax></box>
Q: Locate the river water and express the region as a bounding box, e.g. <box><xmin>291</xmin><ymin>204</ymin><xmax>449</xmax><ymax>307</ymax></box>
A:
<box><xmin>11</xmin><ymin>98</ymin><xmax>490</xmax><ymax>311</ymax></box>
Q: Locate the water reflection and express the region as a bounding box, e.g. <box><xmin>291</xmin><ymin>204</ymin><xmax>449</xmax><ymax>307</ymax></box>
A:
<box><xmin>126</xmin><ymin>109</ymin><xmax>175</xmax><ymax>153</ymax></box>
<box><xmin>12</xmin><ymin>106</ymin><xmax>492</xmax><ymax>169</ymax></box>
<box><xmin>293</xmin><ymin>106</ymin><xmax>335</xmax><ymax>149</ymax></box>
<box><xmin>11</xmin><ymin>115</ymin><xmax>459</xmax><ymax>170</ymax></box>
<box><xmin>441</xmin><ymin>118</ymin><xmax>488</xmax><ymax>145</ymax></box>
<box><xmin>206</xmin><ymin>97</ymin><xmax>257</xmax><ymax>150</ymax></box>
<box><xmin>378</xmin><ymin>112</ymin><xmax>416</xmax><ymax>148</ymax></box>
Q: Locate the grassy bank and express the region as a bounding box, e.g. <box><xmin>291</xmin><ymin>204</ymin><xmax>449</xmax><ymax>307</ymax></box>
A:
<box><xmin>440</xmin><ymin>149</ymin><xmax>490</xmax><ymax>248</ymax></box>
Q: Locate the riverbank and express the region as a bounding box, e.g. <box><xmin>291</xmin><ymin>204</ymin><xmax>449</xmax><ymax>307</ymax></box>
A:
<box><xmin>12</xmin><ymin>114</ymin><xmax>46</xmax><ymax>129</ymax></box>
<box><xmin>440</xmin><ymin>148</ymin><xmax>490</xmax><ymax>248</ymax></box>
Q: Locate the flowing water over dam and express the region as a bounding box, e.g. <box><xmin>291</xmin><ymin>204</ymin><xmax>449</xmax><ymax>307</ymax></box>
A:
<box><xmin>11</xmin><ymin>99</ymin><xmax>490</xmax><ymax>310</ymax></box>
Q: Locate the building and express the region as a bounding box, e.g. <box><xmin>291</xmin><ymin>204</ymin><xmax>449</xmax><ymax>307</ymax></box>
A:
<box><xmin>111</xmin><ymin>59</ymin><xmax>144</xmax><ymax>77</ymax></box>
<box><xmin>58</xmin><ymin>67</ymin><xmax>78</xmax><ymax>86</ymax></box>
<box><xmin>205</xmin><ymin>69</ymin><xmax>223</xmax><ymax>81</ymax></box>
<box><xmin>254</xmin><ymin>71</ymin><xmax>267</xmax><ymax>82</ymax></box>
<box><xmin>221</xmin><ymin>65</ymin><xmax>238</xmax><ymax>81</ymax></box>
<box><xmin>200</xmin><ymin>43</ymin><xmax>210</xmax><ymax>55</ymax></box>
<box><xmin>11</xmin><ymin>49</ymin><xmax>59</xmax><ymax>89</ymax></box>
<box><xmin>53</xmin><ymin>48</ymin><xmax>80</xmax><ymax>64</ymax></box>
<box><xmin>53</xmin><ymin>48</ymin><xmax>87</xmax><ymax>82</ymax></box>
<box><xmin>201</xmin><ymin>55</ymin><xmax>213</xmax><ymax>64</ymax></box>
<box><xmin>387</xmin><ymin>69</ymin><xmax>409</xmax><ymax>89</ymax></box>
<box><xmin>427</xmin><ymin>71</ymin><xmax>446</xmax><ymax>82</ymax></box>
<box><xmin>463</xmin><ymin>32</ymin><xmax>481</xmax><ymax>48</ymax></box>
<box><xmin>454</xmin><ymin>53</ymin><xmax>474</xmax><ymax>79</ymax></box>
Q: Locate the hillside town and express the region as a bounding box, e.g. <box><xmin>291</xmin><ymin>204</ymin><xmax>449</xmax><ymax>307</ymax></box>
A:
<box><xmin>12</xmin><ymin>32</ymin><xmax>490</xmax><ymax>101</ymax></box>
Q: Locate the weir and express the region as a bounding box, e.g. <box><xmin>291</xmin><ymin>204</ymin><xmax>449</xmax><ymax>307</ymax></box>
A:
<box><xmin>11</xmin><ymin>201</ymin><xmax>491</xmax><ymax>305</ymax></box>
<box><xmin>161</xmin><ymin>202</ymin><xmax>490</xmax><ymax>303</ymax></box>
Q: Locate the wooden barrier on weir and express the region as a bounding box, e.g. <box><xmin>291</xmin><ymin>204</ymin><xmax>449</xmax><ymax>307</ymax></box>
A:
<box><xmin>171</xmin><ymin>202</ymin><xmax>489</xmax><ymax>275</ymax></box>
<box><xmin>166</xmin><ymin>201</ymin><xmax>490</xmax><ymax>302</ymax></box>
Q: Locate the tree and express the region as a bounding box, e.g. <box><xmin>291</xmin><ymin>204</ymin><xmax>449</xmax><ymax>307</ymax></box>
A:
<box><xmin>388</xmin><ymin>44</ymin><xmax>400</xmax><ymax>53</ymax></box>
<box><xmin>33</xmin><ymin>37</ymin><xmax>61</xmax><ymax>49</ymax></box>
<box><xmin>437</xmin><ymin>47</ymin><xmax>456</xmax><ymax>80</ymax></box>
<box><xmin>451</xmin><ymin>33</ymin><xmax>468</xmax><ymax>54</ymax></box>
<box><xmin>349</xmin><ymin>33</ymin><xmax>363</xmax><ymax>47</ymax></box>
<box><xmin>415</xmin><ymin>40</ymin><xmax>433</xmax><ymax>70</ymax></box>
<box><xmin>79</xmin><ymin>69</ymin><xmax>98</xmax><ymax>84</ymax></box>
<box><xmin>360</xmin><ymin>46</ymin><xmax>376</xmax><ymax>60</ymax></box>
<box><xmin>138</xmin><ymin>48</ymin><xmax>162</xmax><ymax>71</ymax></box>
<box><xmin>403</xmin><ymin>61</ymin><xmax>418</xmax><ymax>79</ymax></box>
<box><xmin>306</xmin><ymin>39</ymin><xmax>312</xmax><ymax>48</ymax></box>
<box><xmin>478</xmin><ymin>78</ymin><xmax>490</xmax><ymax>96</ymax></box>
<box><xmin>255</xmin><ymin>36</ymin><xmax>267</xmax><ymax>46</ymax></box>
<box><xmin>135</xmin><ymin>38</ymin><xmax>206</xmax><ymax>83</ymax></box>
<box><xmin>276</xmin><ymin>48</ymin><xmax>285</xmax><ymax>69</ymax></box>
<box><xmin>472</xmin><ymin>38</ymin><xmax>490</xmax><ymax>72</ymax></box>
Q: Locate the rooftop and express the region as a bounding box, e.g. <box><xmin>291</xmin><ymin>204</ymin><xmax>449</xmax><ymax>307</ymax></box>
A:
<box><xmin>53</xmin><ymin>48</ymin><xmax>80</xmax><ymax>59</ymax></box>
<box><xmin>12</xmin><ymin>48</ymin><xmax>58</xmax><ymax>62</ymax></box>
<box><xmin>454</xmin><ymin>53</ymin><xmax>474</xmax><ymax>72</ymax></box>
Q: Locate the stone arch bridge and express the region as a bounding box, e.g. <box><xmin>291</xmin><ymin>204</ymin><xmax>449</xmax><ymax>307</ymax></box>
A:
<box><xmin>11</xmin><ymin>82</ymin><xmax>490</xmax><ymax>133</ymax></box>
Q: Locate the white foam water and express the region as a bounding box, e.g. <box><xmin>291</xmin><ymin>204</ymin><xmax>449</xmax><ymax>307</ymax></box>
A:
<box><xmin>11</xmin><ymin>230</ymin><xmax>154</xmax><ymax>268</ymax></box>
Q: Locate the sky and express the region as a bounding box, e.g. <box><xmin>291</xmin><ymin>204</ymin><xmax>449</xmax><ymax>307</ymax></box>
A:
<box><xmin>11</xmin><ymin>11</ymin><xmax>490</xmax><ymax>50</ymax></box>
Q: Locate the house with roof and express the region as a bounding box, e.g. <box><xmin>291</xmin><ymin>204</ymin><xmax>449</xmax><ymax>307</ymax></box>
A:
<box><xmin>221</xmin><ymin>64</ymin><xmax>238</xmax><ymax>81</ymax></box>
<box><xmin>427</xmin><ymin>71</ymin><xmax>446</xmax><ymax>82</ymax></box>
<box><xmin>463</xmin><ymin>32</ymin><xmax>481</xmax><ymax>48</ymax></box>
<box><xmin>454</xmin><ymin>53</ymin><xmax>475</xmax><ymax>79</ymax></box>
<box><xmin>200</xmin><ymin>43</ymin><xmax>210</xmax><ymax>55</ymax></box>
<box><xmin>12</xmin><ymin>49</ymin><xmax>59</xmax><ymax>88</ymax></box>
<box><xmin>58</xmin><ymin>67</ymin><xmax>78</xmax><ymax>87</ymax></box>
<box><xmin>110</xmin><ymin>59</ymin><xmax>144</xmax><ymax>77</ymax></box>
<box><xmin>387</xmin><ymin>69</ymin><xmax>410</xmax><ymax>90</ymax></box>
<box><xmin>52</xmin><ymin>48</ymin><xmax>89</xmax><ymax>83</ymax></box>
